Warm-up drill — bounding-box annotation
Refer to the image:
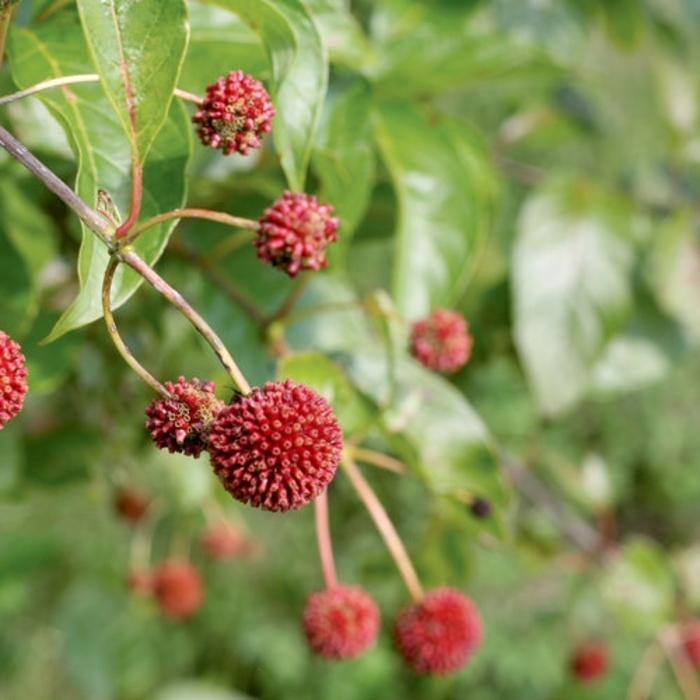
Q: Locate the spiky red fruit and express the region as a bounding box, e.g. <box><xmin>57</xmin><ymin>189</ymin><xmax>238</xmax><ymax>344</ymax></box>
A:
<box><xmin>199</xmin><ymin>521</ymin><xmax>250</xmax><ymax>561</ymax></box>
<box><xmin>570</xmin><ymin>641</ymin><xmax>609</xmax><ymax>684</ymax></box>
<box><xmin>681</xmin><ymin>622</ymin><xmax>700</xmax><ymax>667</ymax></box>
<box><xmin>152</xmin><ymin>560</ymin><xmax>204</xmax><ymax>619</ymax></box>
<box><xmin>114</xmin><ymin>487</ymin><xmax>150</xmax><ymax>524</ymax></box>
<box><xmin>192</xmin><ymin>70</ymin><xmax>274</xmax><ymax>155</ymax></box>
<box><xmin>254</xmin><ymin>191</ymin><xmax>340</xmax><ymax>278</ymax></box>
<box><xmin>394</xmin><ymin>587</ymin><xmax>483</xmax><ymax>675</ymax></box>
<box><xmin>0</xmin><ymin>330</ymin><xmax>28</xmax><ymax>429</ymax></box>
<box><xmin>302</xmin><ymin>585</ymin><xmax>380</xmax><ymax>660</ymax></box>
<box><xmin>208</xmin><ymin>379</ymin><xmax>343</xmax><ymax>512</ymax></box>
<box><xmin>410</xmin><ymin>308</ymin><xmax>473</xmax><ymax>373</ymax></box>
<box><xmin>145</xmin><ymin>377</ymin><xmax>224</xmax><ymax>458</ymax></box>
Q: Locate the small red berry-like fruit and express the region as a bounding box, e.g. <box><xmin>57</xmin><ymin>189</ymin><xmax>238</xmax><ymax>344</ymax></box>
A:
<box><xmin>255</xmin><ymin>191</ymin><xmax>340</xmax><ymax>278</ymax></box>
<box><xmin>410</xmin><ymin>308</ymin><xmax>473</xmax><ymax>373</ymax></box>
<box><xmin>208</xmin><ymin>379</ymin><xmax>343</xmax><ymax>512</ymax></box>
<box><xmin>394</xmin><ymin>587</ymin><xmax>483</xmax><ymax>675</ymax></box>
<box><xmin>152</xmin><ymin>560</ymin><xmax>204</xmax><ymax>619</ymax></box>
<box><xmin>192</xmin><ymin>70</ymin><xmax>274</xmax><ymax>155</ymax></box>
<box><xmin>199</xmin><ymin>521</ymin><xmax>250</xmax><ymax>561</ymax></box>
<box><xmin>681</xmin><ymin>622</ymin><xmax>700</xmax><ymax>667</ymax></box>
<box><xmin>145</xmin><ymin>377</ymin><xmax>224</xmax><ymax>458</ymax></box>
<box><xmin>570</xmin><ymin>641</ymin><xmax>609</xmax><ymax>684</ymax></box>
<box><xmin>114</xmin><ymin>487</ymin><xmax>150</xmax><ymax>524</ymax></box>
<box><xmin>0</xmin><ymin>330</ymin><xmax>28</xmax><ymax>429</ymax></box>
<box><xmin>470</xmin><ymin>497</ymin><xmax>492</xmax><ymax>519</ymax></box>
<box><xmin>302</xmin><ymin>585</ymin><xmax>380</xmax><ymax>660</ymax></box>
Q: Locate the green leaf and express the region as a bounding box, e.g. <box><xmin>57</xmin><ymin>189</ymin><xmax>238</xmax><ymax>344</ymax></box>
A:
<box><xmin>374</xmin><ymin>103</ymin><xmax>495</xmax><ymax>318</ymax></box>
<box><xmin>512</xmin><ymin>179</ymin><xmax>635</xmax><ymax>416</ymax></box>
<box><xmin>0</xmin><ymin>219</ymin><xmax>33</xmax><ymax>338</ymax></box>
<box><xmin>154</xmin><ymin>682</ymin><xmax>255</xmax><ymax>700</ymax></box>
<box><xmin>339</xmin><ymin>350</ymin><xmax>509</xmax><ymax>512</ymax></box>
<box><xmin>278</xmin><ymin>351</ymin><xmax>377</xmax><ymax>436</ymax></box>
<box><xmin>600</xmin><ymin>537</ymin><xmax>675</xmax><ymax>634</ymax></box>
<box><xmin>371</xmin><ymin>0</ymin><xmax>546</xmax><ymax>99</ymax></box>
<box><xmin>75</xmin><ymin>0</ymin><xmax>189</xmax><ymax>163</ymax></box>
<box><xmin>8</xmin><ymin>12</ymin><xmax>190</xmax><ymax>341</ymax></box>
<box><xmin>206</xmin><ymin>0</ymin><xmax>327</xmax><ymax>191</ymax></box>
<box><xmin>312</xmin><ymin>76</ymin><xmax>375</xmax><ymax>248</ymax></box>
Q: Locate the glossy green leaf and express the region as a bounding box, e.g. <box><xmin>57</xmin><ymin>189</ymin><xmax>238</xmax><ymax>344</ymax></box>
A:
<box><xmin>206</xmin><ymin>0</ymin><xmax>327</xmax><ymax>191</ymax></box>
<box><xmin>278</xmin><ymin>351</ymin><xmax>377</xmax><ymax>436</ymax></box>
<box><xmin>8</xmin><ymin>12</ymin><xmax>190</xmax><ymax>341</ymax></box>
<box><xmin>371</xmin><ymin>0</ymin><xmax>546</xmax><ymax>99</ymax></box>
<box><xmin>374</xmin><ymin>103</ymin><xmax>495</xmax><ymax>318</ymax></box>
<box><xmin>512</xmin><ymin>179</ymin><xmax>635</xmax><ymax>416</ymax></box>
<box><xmin>75</xmin><ymin>0</ymin><xmax>188</xmax><ymax>162</ymax></box>
<box><xmin>339</xmin><ymin>350</ymin><xmax>509</xmax><ymax>511</ymax></box>
<box><xmin>312</xmin><ymin>77</ymin><xmax>375</xmax><ymax>248</ymax></box>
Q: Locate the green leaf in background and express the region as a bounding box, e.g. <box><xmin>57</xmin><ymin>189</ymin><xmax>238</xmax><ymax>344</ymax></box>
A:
<box><xmin>154</xmin><ymin>682</ymin><xmax>255</xmax><ymax>700</ymax></box>
<box><xmin>75</xmin><ymin>0</ymin><xmax>188</xmax><ymax>163</ymax></box>
<box><xmin>371</xmin><ymin>0</ymin><xmax>545</xmax><ymax>99</ymax></box>
<box><xmin>8</xmin><ymin>12</ymin><xmax>190</xmax><ymax>341</ymax></box>
<box><xmin>339</xmin><ymin>350</ymin><xmax>509</xmax><ymax>514</ymax></box>
<box><xmin>512</xmin><ymin>179</ymin><xmax>635</xmax><ymax>416</ymax></box>
<box><xmin>649</xmin><ymin>207</ymin><xmax>700</xmax><ymax>344</ymax></box>
<box><xmin>0</xmin><ymin>219</ymin><xmax>33</xmax><ymax>338</ymax></box>
<box><xmin>206</xmin><ymin>0</ymin><xmax>327</xmax><ymax>191</ymax></box>
<box><xmin>374</xmin><ymin>103</ymin><xmax>495</xmax><ymax>318</ymax></box>
<box><xmin>599</xmin><ymin>537</ymin><xmax>676</xmax><ymax>635</ymax></box>
<box><xmin>312</xmin><ymin>76</ymin><xmax>374</xmax><ymax>249</ymax></box>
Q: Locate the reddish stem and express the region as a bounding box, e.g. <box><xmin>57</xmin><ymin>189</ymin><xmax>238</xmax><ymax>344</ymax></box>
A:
<box><xmin>314</xmin><ymin>491</ymin><xmax>337</xmax><ymax>589</ymax></box>
<box><xmin>116</xmin><ymin>162</ymin><xmax>143</xmax><ymax>238</ymax></box>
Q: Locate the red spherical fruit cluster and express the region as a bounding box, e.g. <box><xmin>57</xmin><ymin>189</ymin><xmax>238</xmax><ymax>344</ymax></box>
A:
<box><xmin>199</xmin><ymin>521</ymin><xmax>250</xmax><ymax>561</ymax></box>
<box><xmin>145</xmin><ymin>377</ymin><xmax>224</xmax><ymax>458</ymax></box>
<box><xmin>410</xmin><ymin>308</ymin><xmax>473</xmax><ymax>373</ymax></box>
<box><xmin>114</xmin><ymin>487</ymin><xmax>150</xmax><ymax>524</ymax></box>
<box><xmin>394</xmin><ymin>587</ymin><xmax>483</xmax><ymax>675</ymax></box>
<box><xmin>302</xmin><ymin>585</ymin><xmax>380</xmax><ymax>660</ymax></box>
<box><xmin>152</xmin><ymin>560</ymin><xmax>204</xmax><ymax>619</ymax></box>
<box><xmin>0</xmin><ymin>330</ymin><xmax>28</xmax><ymax>429</ymax></box>
<box><xmin>682</xmin><ymin>622</ymin><xmax>700</xmax><ymax>667</ymax></box>
<box><xmin>570</xmin><ymin>641</ymin><xmax>609</xmax><ymax>684</ymax></box>
<box><xmin>208</xmin><ymin>379</ymin><xmax>343</xmax><ymax>512</ymax></box>
<box><xmin>255</xmin><ymin>191</ymin><xmax>340</xmax><ymax>278</ymax></box>
<box><xmin>192</xmin><ymin>70</ymin><xmax>274</xmax><ymax>155</ymax></box>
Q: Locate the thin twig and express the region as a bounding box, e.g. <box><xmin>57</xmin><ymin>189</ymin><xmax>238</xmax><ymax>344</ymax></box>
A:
<box><xmin>266</xmin><ymin>273</ymin><xmax>312</xmax><ymax>323</ymax></box>
<box><xmin>102</xmin><ymin>256</ymin><xmax>169</xmax><ymax>396</ymax></box>
<box><xmin>118</xmin><ymin>247</ymin><xmax>252</xmax><ymax>395</ymax></box>
<box><xmin>174</xmin><ymin>87</ymin><xmax>203</xmax><ymax>105</ymax></box>
<box><xmin>661</xmin><ymin>627</ymin><xmax>700</xmax><ymax>700</ymax></box>
<box><xmin>124</xmin><ymin>207</ymin><xmax>259</xmax><ymax>246</ymax></box>
<box><xmin>314</xmin><ymin>491</ymin><xmax>338</xmax><ymax>589</ymax></box>
<box><xmin>342</xmin><ymin>452</ymin><xmax>424</xmax><ymax>602</ymax></box>
<box><xmin>627</xmin><ymin>638</ymin><xmax>665</xmax><ymax>700</ymax></box>
<box><xmin>0</xmin><ymin>74</ymin><xmax>99</xmax><ymax>106</ymax></box>
<box><xmin>351</xmin><ymin>446</ymin><xmax>407</xmax><ymax>474</ymax></box>
<box><xmin>0</xmin><ymin>124</ymin><xmax>114</xmax><ymax>244</ymax></box>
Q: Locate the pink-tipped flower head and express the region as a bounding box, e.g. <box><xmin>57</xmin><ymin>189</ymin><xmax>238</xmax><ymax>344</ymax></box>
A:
<box><xmin>302</xmin><ymin>585</ymin><xmax>381</xmax><ymax>660</ymax></box>
<box><xmin>394</xmin><ymin>587</ymin><xmax>483</xmax><ymax>675</ymax></box>
<box><xmin>192</xmin><ymin>70</ymin><xmax>275</xmax><ymax>155</ymax></box>
<box><xmin>208</xmin><ymin>379</ymin><xmax>343</xmax><ymax>512</ymax></box>
<box><xmin>410</xmin><ymin>308</ymin><xmax>473</xmax><ymax>373</ymax></box>
<box><xmin>145</xmin><ymin>377</ymin><xmax>224</xmax><ymax>458</ymax></box>
<box><xmin>152</xmin><ymin>560</ymin><xmax>204</xmax><ymax>619</ymax></box>
<box><xmin>255</xmin><ymin>191</ymin><xmax>340</xmax><ymax>278</ymax></box>
<box><xmin>0</xmin><ymin>330</ymin><xmax>28</xmax><ymax>429</ymax></box>
<box><xmin>199</xmin><ymin>521</ymin><xmax>251</xmax><ymax>561</ymax></box>
<box><xmin>570</xmin><ymin>641</ymin><xmax>609</xmax><ymax>684</ymax></box>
